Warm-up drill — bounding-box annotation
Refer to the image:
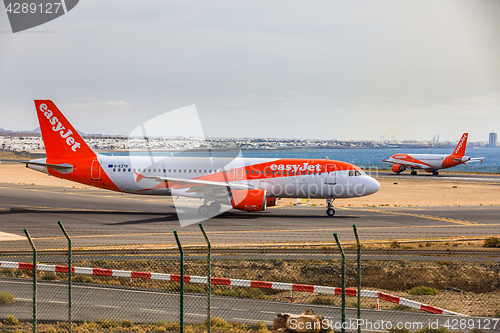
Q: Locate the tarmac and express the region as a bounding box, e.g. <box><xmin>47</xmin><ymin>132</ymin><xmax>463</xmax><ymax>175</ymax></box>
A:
<box><xmin>0</xmin><ymin>183</ymin><xmax>499</xmax><ymax>246</ymax></box>
<box><xmin>0</xmin><ymin>278</ymin><xmax>476</xmax><ymax>327</ymax></box>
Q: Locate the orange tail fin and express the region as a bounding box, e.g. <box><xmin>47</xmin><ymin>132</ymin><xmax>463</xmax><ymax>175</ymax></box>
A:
<box><xmin>452</xmin><ymin>133</ymin><xmax>468</xmax><ymax>157</ymax></box>
<box><xmin>34</xmin><ymin>100</ymin><xmax>95</xmax><ymax>159</ymax></box>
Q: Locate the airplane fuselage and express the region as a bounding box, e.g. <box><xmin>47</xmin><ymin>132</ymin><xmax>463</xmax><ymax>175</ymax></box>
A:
<box><xmin>29</xmin><ymin>156</ymin><xmax>381</xmax><ymax>199</ymax></box>
<box><xmin>385</xmin><ymin>153</ymin><xmax>470</xmax><ymax>171</ymax></box>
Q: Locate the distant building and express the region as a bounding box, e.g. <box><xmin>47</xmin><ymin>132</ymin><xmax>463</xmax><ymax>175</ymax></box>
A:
<box><xmin>489</xmin><ymin>132</ymin><xmax>497</xmax><ymax>147</ymax></box>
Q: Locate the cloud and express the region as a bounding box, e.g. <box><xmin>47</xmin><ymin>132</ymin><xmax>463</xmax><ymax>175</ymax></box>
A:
<box><xmin>0</xmin><ymin>0</ymin><xmax>499</xmax><ymax>141</ymax></box>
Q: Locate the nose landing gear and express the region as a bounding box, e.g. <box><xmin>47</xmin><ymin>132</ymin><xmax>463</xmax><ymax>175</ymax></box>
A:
<box><xmin>326</xmin><ymin>198</ymin><xmax>335</xmax><ymax>216</ymax></box>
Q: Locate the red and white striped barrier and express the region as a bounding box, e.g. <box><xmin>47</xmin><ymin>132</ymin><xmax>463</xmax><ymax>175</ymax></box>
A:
<box><xmin>0</xmin><ymin>260</ymin><xmax>462</xmax><ymax>316</ymax></box>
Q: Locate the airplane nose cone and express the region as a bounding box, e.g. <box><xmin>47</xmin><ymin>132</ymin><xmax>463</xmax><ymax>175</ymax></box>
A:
<box><xmin>366</xmin><ymin>177</ymin><xmax>380</xmax><ymax>195</ymax></box>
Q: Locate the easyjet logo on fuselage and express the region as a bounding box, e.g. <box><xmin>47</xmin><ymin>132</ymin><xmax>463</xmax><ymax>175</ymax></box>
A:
<box><xmin>39</xmin><ymin>103</ymin><xmax>81</xmax><ymax>152</ymax></box>
<box><xmin>270</xmin><ymin>162</ymin><xmax>322</xmax><ymax>172</ymax></box>
<box><xmin>454</xmin><ymin>134</ymin><xmax>467</xmax><ymax>155</ymax></box>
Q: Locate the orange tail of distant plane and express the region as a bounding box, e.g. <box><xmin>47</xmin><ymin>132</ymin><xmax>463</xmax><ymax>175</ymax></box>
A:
<box><xmin>34</xmin><ymin>100</ymin><xmax>95</xmax><ymax>159</ymax></box>
<box><xmin>452</xmin><ymin>133</ymin><xmax>468</xmax><ymax>157</ymax></box>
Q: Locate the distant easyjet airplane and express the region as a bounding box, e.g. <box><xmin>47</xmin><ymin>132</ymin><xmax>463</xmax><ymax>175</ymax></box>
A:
<box><xmin>26</xmin><ymin>100</ymin><xmax>380</xmax><ymax>217</ymax></box>
<box><xmin>384</xmin><ymin>133</ymin><xmax>483</xmax><ymax>176</ymax></box>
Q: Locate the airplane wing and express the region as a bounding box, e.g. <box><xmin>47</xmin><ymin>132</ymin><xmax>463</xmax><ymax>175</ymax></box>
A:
<box><xmin>144</xmin><ymin>176</ymin><xmax>254</xmax><ymax>193</ymax></box>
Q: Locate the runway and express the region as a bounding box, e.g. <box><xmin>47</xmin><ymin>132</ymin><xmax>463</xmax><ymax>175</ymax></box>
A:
<box><xmin>0</xmin><ymin>183</ymin><xmax>499</xmax><ymax>246</ymax></box>
<box><xmin>0</xmin><ymin>278</ymin><xmax>479</xmax><ymax>327</ymax></box>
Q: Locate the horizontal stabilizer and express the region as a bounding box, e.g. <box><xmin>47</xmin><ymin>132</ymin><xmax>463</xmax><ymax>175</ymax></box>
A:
<box><xmin>25</xmin><ymin>161</ymin><xmax>73</xmax><ymax>169</ymax></box>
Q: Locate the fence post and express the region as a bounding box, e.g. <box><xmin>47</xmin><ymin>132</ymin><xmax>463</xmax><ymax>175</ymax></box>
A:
<box><xmin>58</xmin><ymin>221</ymin><xmax>72</xmax><ymax>333</ymax></box>
<box><xmin>173</xmin><ymin>230</ymin><xmax>184</xmax><ymax>333</ymax></box>
<box><xmin>353</xmin><ymin>225</ymin><xmax>361</xmax><ymax>333</ymax></box>
<box><xmin>24</xmin><ymin>228</ymin><xmax>37</xmax><ymax>333</ymax></box>
<box><xmin>199</xmin><ymin>223</ymin><xmax>211</xmax><ymax>333</ymax></box>
<box><xmin>333</xmin><ymin>233</ymin><xmax>345</xmax><ymax>333</ymax></box>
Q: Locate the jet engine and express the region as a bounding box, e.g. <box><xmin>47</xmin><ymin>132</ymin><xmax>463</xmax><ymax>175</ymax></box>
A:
<box><xmin>231</xmin><ymin>189</ymin><xmax>267</xmax><ymax>211</ymax></box>
<box><xmin>392</xmin><ymin>164</ymin><xmax>405</xmax><ymax>173</ymax></box>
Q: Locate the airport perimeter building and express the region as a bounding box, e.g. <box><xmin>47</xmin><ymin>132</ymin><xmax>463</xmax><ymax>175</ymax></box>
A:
<box><xmin>489</xmin><ymin>132</ymin><xmax>497</xmax><ymax>147</ymax></box>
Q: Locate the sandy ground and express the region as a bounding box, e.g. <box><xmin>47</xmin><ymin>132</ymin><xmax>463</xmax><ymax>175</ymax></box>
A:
<box><xmin>1</xmin><ymin>163</ymin><xmax>499</xmax><ymax>207</ymax></box>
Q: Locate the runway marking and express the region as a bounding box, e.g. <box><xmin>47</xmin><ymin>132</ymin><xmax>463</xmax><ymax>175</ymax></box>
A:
<box><xmin>346</xmin><ymin>208</ymin><xmax>478</xmax><ymax>226</ymax></box>
<box><xmin>16</xmin><ymin>298</ymin><xmax>67</xmax><ymax>304</ymax></box>
<box><xmin>233</xmin><ymin>318</ymin><xmax>273</xmax><ymax>324</ymax></box>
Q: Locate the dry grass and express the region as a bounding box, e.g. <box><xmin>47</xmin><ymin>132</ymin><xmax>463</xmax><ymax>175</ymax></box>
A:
<box><xmin>2</xmin><ymin>258</ymin><xmax>498</xmax><ymax>316</ymax></box>
<box><xmin>0</xmin><ymin>320</ymin><xmax>270</xmax><ymax>333</ymax></box>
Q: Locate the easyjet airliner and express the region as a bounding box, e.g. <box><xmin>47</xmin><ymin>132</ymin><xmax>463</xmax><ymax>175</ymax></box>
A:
<box><xmin>384</xmin><ymin>133</ymin><xmax>483</xmax><ymax>176</ymax></box>
<box><xmin>26</xmin><ymin>100</ymin><xmax>380</xmax><ymax>217</ymax></box>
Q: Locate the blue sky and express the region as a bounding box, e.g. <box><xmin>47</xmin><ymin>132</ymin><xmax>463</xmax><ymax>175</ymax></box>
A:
<box><xmin>1</xmin><ymin>0</ymin><xmax>499</xmax><ymax>141</ymax></box>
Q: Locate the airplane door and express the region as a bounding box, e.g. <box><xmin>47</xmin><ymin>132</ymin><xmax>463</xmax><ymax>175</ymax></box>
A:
<box><xmin>91</xmin><ymin>159</ymin><xmax>101</xmax><ymax>180</ymax></box>
<box><xmin>325</xmin><ymin>164</ymin><xmax>336</xmax><ymax>185</ymax></box>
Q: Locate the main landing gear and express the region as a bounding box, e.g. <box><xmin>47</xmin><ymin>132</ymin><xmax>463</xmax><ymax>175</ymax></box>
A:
<box><xmin>432</xmin><ymin>170</ymin><xmax>439</xmax><ymax>176</ymax></box>
<box><xmin>410</xmin><ymin>170</ymin><xmax>417</xmax><ymax>176</ymax></box>
<box><xmin>198</xmin><ymin>200</ymin><xmax>222</xmax><ymax>216</ymax></box>
<box><xmin>326</xmin><ymin>198</ymin><xmax>335</xmax><ymax>217</ymax></box>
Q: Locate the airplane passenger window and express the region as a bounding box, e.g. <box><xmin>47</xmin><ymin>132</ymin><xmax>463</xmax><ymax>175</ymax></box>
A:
<box><xmin>267</xmin><ymin>171</ymin><xmax>270</xmax><ymax>175</ymax></box>
<box><xmin>113</xmin><ymin>169</ymin><xmax>116</xmax><ymax>172</ymax></box>
<box><xmin>168</xmin><ymin>169</ymin><xmax>171</xmax><ymax>173</ymax></box>
<box><xmin>189</xmin><ymin>169</ymin><xmax>191</xmax><ymax>173</ymax></box>
<box><xmin>128</xmin><ymin>169</ymin><xmax>131</xmax><ymax>172</ymax></box>
<box><xmin>133</xmin><ymin>169</ymin><xmax>136</xmax><ymax>172</ymax></box>
<box><xmin>153</xmin><ymin>169</ymin><xmax>156</xmax><ymax>172</ymax></box>
<box><xmin>148</xmin><ymin>169</ymin><xmax>151</xmax><ymax>172</ymax></box>
<box><xmin>204</xmin><ymin>170</ymin><xmax>207</xmax><ymax>173</ymax></box>
<box><xmin>118</xmin><ymin>169</ymin><xmax>121</xmax><ymax>172</ymax></box>
<box><xmin>251</xmin><ymin>171</ymin><xmax>254</xmax><ymax>174</ymax></box>
<box><xmin>163</xmin><ymin>169</ymin><xmax>166</xmax><ymax>173</ymax></box>
<box><xmin>184</xmin><ymin>169</ymin><xmax>186</xmax><ymax>173</ymax></box>
<box><xmin>272</xmin><ymin>171</ymin><xmax>275</xmax><ymax>175</ymax></box>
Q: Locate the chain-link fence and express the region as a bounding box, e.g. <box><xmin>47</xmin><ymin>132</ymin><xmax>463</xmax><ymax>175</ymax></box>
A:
<box><xmin>0</xmin><ymin>228</ymin><xmax>499</xmax><ymax>333</ymax></box>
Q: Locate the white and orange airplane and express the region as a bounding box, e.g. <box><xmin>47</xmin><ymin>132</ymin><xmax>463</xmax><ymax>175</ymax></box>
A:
<box><xmin>384</xmin><ymin>133</ymin><xmax>483</xmax><ymax>176</ymax></box>
<box><xmin>26</xmin><ymin>100</ymin><xmax>380</xmax><ymax>217</ymax></box>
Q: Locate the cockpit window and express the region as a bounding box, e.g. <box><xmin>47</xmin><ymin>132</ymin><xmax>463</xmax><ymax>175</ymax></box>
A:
<box><xmin>355</xmin><ymin>171</ymin><xmax>361</xmax><ymax>176</ymax></box>
<box><xmin>349</xmin><ymin>170</ymin><xmax>354</xmax><ymax>176</ymax></box>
